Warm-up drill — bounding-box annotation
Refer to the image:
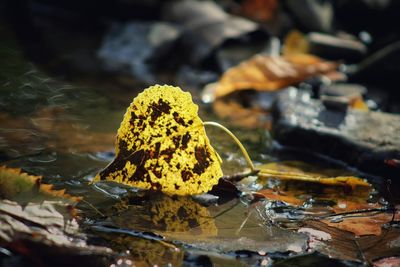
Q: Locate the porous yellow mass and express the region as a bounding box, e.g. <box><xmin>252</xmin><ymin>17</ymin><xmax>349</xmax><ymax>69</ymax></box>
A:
<box><xmin>94</xmin><ymin>85</ymin><xmax>223</xmax><ymax>195</ymax></box>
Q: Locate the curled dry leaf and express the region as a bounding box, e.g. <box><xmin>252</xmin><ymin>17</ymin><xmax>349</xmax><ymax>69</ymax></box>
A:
<box><xmin>322</xmin><ymin>210</ymin><xmax>400</xmax><ymax>237</ymax></box>
<box><xmin>211</xmin><ymin>54</ymin><xmax>339</xmax><ymax>99</ymax></box>
<box><xmin>0</xmin><ymin>165</ymin><xmax>81</xmax><ymax>202</ymax></box>
<box><xmin>94</xmin><ymin>85</ymin><xmax>223</xmax><ymax>196</ymax></box>
<box><xmin>0</xmin><ymin>200</ymin><xmax>112</xmax><ymax>265</ymax></box>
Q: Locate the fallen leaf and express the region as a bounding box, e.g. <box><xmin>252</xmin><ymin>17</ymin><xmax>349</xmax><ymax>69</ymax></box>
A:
<box><xmin>94</xmin><ymin>85</ymin><xmax>223</xmax><ymax>196</ymax></box>
<box><xmin>322</xmin><ymin>210</ymin><xmax>400</xmax><ymax>236</ymax></box>
<box><xmin>0</xmin><ymin>200</ymin><xmax>112</xmax><ymax>266</ymax></box>
<box><xmin>349</xmin><ymin>96</ymin><xmax>369</xmax><ymax>111</ymax></box>
<box><xmin>240</xmin><ymin>0</ymin><xmax>278</xmax><ymax>22</ymax></box>
<box><xmin>373</xmin><ymin>257</ymin><xmax>400</xmax><ymax>267</ymax></box>
<box><xmin>303</xmin><ymin>221</ymin><xmax>400</xmax><ymax>262</ymax></box>
<box><xmin>211</xmin><ymin>54</ymin><xmax>339</xmax><ymax>99</ymax></box>
<box><xmin>282</xmin><ymin>30</ymin><xmax>310</xmax><ymax>56</ymax></box>
<box><xmin>0</xmin><ymin>165</ymin><xmax>81</xmax><ymax>202</ymax></box>
<box><xmin>255</xmin><ymin>161</ymin><xmax>400</xmax><ymax>237</ymax></box>
<box><xmin>258</xmin><ymin>162</ymin><xmax>370</xmax><ymax>189</ymax></box>
<box><xmin>254</xmin><ymin>188</ymin><xmax>305</xmax><ymax>206</ymax></box>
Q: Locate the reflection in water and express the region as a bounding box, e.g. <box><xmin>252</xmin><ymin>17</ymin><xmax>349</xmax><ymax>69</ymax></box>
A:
<box><xmin>110</xmin><ymin>194</ymin><xmax>218</xmax><ymax>238</ymax></box>
<box><xmin>104</xmin><ymin>235</ymin><xmax>184</xmax><ymax>266</ymax></box>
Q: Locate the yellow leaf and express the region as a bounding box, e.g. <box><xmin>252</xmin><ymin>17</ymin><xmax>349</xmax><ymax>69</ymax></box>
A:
<box><xmin>258</xmin><ymin>162</ymin><xmax>370</xmax><ymax>189</ymax></box>
<box><xmin>282</xmin><ymin>30</ymin><xmax>310</xmax><ymax>56</ymax></box>
<box><xmin>349</xmin><ymin>96</ymin><xmax>369</xmax><ymax>111</ymax></box>
<box><xmin>94</xmin><ymin>85</ymin><xmax>223</xmax><ymax>196</ymax></box>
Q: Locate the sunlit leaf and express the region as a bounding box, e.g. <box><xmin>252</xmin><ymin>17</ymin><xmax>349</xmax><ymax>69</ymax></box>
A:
<box><xmin>210</xmin><ymin>54</ymin><xmax>339</xmax><ymax>99</ymax></box>
<box><xmin>0</xmin><ymin>165</ymin><xmax>81</xmax><ymax>202</ymax></box>
<box><xmin>94</xmin><ymin>85</ymin><xmax>223</xmax><ymax>196</ymax></box>
<box><xmin>349</xmin><ymin>96</ymin><xmax>369</xmax><ymax>111</ymax></box>
<box><xmin>258</xmin><ymin>162</ymin><xmax>370</xmax><ymax>189</ymax></box>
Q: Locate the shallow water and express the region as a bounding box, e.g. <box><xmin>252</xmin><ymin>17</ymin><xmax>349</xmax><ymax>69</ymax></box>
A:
<box><xmin>1</xmin><ymin>22</ymin><xmax>398</xmax><ymax>266</ymax></box>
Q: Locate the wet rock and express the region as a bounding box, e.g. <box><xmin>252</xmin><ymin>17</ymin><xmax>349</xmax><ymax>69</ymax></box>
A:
<box><xmin>162</xmin><ymin>0</ymin><xmax>267</xmax><ymax>66</ymax></box>
<box><xmin>348</xmin><ymin>41</ymin><xmax>400</xmax><ymax>87</ymax></box>
<box><xmin>307</xmin><ymin>32</ymin><xmax>367</xmax><ymax>61</ymax></box>
<box><xmin>272</xmin><ymin>88</ymin><xmax>400</xmax><ymax>190</ymax></box>
<box><xmin>97</xmin><ymin>22</ymin><xmax>180</xmax><ymax>83</ymax></box>
<box><xmin>283</xmin><ymin>0</ymin><xmax>334</xmax><ymax>33</ymax></box>
<box><xmin>319</xmin><ymin>83</ymin><xmax>367</xmax><ymax>111</ymax></box>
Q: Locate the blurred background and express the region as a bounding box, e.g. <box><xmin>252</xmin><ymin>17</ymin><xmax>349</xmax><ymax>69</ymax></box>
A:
<box><xmin>1</xmin><ymin>0</ymin><xmax>400</xmax><ymax>107</ymax></box>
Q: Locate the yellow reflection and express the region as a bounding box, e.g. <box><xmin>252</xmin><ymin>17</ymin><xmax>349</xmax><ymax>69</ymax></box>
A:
<box><xmin>111</xmin><ymin>194</ymin><xmax>218</xmax><ymax>238</ymax></box>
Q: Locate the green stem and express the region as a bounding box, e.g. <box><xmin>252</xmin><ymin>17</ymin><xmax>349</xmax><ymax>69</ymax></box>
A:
<box><xmin>203</xmin><ymin>121</ymin><xmax>256</xmax><ymax>172</ymax></box>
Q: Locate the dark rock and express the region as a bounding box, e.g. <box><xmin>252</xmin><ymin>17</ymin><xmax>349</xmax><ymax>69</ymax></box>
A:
<box><xmin>97</xmin><ymin>22</ymin><xmax>181</xmax><ymax>83</ymax></box>
<box><xmin>319</xmin><ymin>83</ymin><xmax>367</xmax><ymax>111</ymax></box>
<box><xmin>320</xmin><ymin>83</ymin><xmax>367</xmax><ymax>98</ymax></box>
<box><xmin>348</xmin><ymin>41</ymin><xmax>400</xmax><ymax>87</ymax></box>
<box><xmin>162</xmin><ymin>0</ymin><xmax>267</xmax><ymax>66</ymax></box>
<box><xmin>272</xmin><ymin>88</ymin><xmax>400</xmax><ymax>197</ymax></box>
<box><xmin>283</xmin><ymin>0</ymin><xmax>334</xmax><ymax>33</ymax></box>
<box><xmin>307</xmin><ymin>32</ymin><xmax>367</xmax><ymax>61</ymax></box>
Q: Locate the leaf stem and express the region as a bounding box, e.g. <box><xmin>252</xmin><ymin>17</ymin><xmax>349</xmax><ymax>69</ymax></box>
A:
<box><xmin>203</xmin><ymin>121</ymin><xmax>256</xmax><ymax>172</ymax></box>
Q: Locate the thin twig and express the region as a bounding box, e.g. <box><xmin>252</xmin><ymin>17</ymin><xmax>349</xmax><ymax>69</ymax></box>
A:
<box><xmin>316</xmin><ymin>207</ymin><xmax>394</xmax><ymax>220</ymax></box>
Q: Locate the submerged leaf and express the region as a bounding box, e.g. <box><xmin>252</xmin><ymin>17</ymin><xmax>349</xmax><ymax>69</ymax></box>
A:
<box><xmin>94</xmin><ymin>85</ymin><xmax>223</xmax><ymax>196</ymax></box>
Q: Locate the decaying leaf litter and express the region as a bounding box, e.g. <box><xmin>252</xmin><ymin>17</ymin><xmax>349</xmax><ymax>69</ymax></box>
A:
<box><xmin>1</xmin><ymin>0</ymin><xmax>400</xmax><ymax>266</ymax></box>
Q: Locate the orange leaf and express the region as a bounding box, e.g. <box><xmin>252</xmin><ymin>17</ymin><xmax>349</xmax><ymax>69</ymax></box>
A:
<box><xmin>240</xmin><ymin>0</ymin><xmax>277</xmax><ymax>22</ymax></box>
<box><xmin>254</xmin><ymin>189</ymin><xmax>305</xmax><ymax>206</ymax></box>
<box><xmin>212</xmin><ymin>54</ymin><xmax>339</xmax><ymax>99</ymax></box>
<box><xmin>322</xmin><ymin>210</ymin><xmax>400</xmax><ymax>236</ymax></box>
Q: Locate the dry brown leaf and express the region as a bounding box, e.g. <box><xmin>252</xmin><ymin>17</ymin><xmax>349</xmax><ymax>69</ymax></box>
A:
<box><xmin>213</xmin><ymin>54</ymin><xmax>339</xmax><ymax>99</ymax></box>
<box><xmin>240</xmin><ymin>0</ymin><xmax>277</xmax><ymax>22</ymax></box>
<box><xmin>254</xmin><ymin>188</ymin><xmax>305</xmax><ymax>206</ymax></box>
<box><xmin>322</xmin><ymin>210</ymin><xmax>400</xmax><ymax>236</ymax></box>
<box><xmin>373</xmin><ymin>257</ymin><xmax>400</xmax><ymax>267</ymax></box>
<box><xmin>0</xmin><ymin>200</ymin><xmax>112</xmax><ymax>264</ymax></box>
